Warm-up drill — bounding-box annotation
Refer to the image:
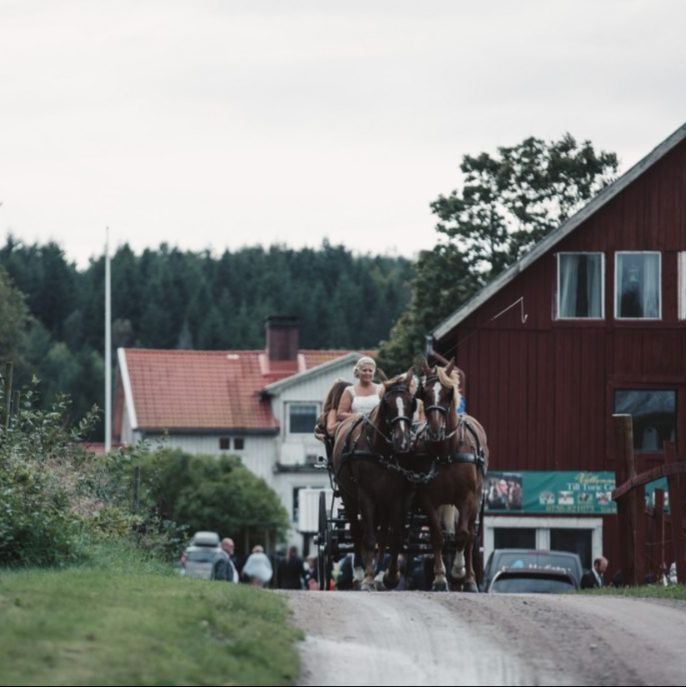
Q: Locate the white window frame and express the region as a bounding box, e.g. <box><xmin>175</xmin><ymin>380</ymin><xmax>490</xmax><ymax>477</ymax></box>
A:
<box><xmin>614</xmin><ymin>251</ymin><xmax>662</xmax><ymax>320</ymax></box>
<box><xmin>556</xmin><ymin>252</ymin><xmax>605</xmax><ymax>320</ymax></box>
<box><xmin>679</xmin><ymin>252</ymin><xmax>686</xmax><ymax>320</ymax></box>
<box><xmin>287</xmin><ymin>402</ymin><xmax>320</xmax><ymax>436</ymax></box>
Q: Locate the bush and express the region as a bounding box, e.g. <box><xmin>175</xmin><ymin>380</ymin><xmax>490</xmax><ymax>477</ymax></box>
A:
<box><xmin>0</xmin><ymin>384</ymin><xmax>98</xmax><ymax>566</ymax></box>
<box><xmin>0</xmin><ymin>382</ymin><xmax>187</xmax><ymax>567</ymax></box>
<box><xmin>130</xmin><ymin>448</ymin><xmax>290</xmax><ymax>554</ymax></box>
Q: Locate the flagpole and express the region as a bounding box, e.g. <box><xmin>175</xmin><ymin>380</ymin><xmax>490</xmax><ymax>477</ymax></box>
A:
<box><xmin>105</xmin><ymin>227</ymin><xmax>112</xmax><ymax>452</ymax></box>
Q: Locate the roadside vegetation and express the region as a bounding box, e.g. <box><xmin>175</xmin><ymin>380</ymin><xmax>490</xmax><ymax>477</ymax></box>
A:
<box><xmin>581</xmin><ymin>584</ymin><xmax>686</xmax><ymax>601</ymax></box>
<box><xmin>0</xmin><ymin>542</ymin><xmax>301</xmax><ymax>686</ymax></box>
<box><xmin>0</xmin><ymin>381</ymin><xmax>300</xmax><ymax>686</ymax></box>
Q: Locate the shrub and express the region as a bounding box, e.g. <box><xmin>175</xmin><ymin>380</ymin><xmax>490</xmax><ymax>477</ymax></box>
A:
<box><xmin>0</xmin><ymin>384</ymin><xmax>98</xmax><ymax>566</ymax></box>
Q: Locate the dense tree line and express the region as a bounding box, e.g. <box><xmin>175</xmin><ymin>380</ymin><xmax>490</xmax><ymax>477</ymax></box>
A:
<box><xmin>0</xmin><ymin>241</ymin><xmax>414</xmax><ymax>437</ymax></box>
<box><xmin>0</xmin><ymin>133</ymin><xmax>619</xmax><ymax>435</ymax></box>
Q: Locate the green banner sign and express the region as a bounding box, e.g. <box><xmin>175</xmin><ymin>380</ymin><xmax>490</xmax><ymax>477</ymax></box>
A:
<box><xmin>485</xmin><ymin>471</ymin><xmax>617</xmax><ymax>514</ymax></box>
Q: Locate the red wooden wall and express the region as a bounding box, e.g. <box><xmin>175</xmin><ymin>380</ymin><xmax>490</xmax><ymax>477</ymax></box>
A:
<box><xmin>436</xmin><ymin>138</ymin><xmax>686</xmax><ymax>569</ymax></box>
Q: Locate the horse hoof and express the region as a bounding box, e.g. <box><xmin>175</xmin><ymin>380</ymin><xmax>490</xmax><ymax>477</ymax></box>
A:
<box><xmin>463</xmin><ymin>581</ymin><xmax>479</xmax><ymax>593</ymax></box>
<box><xmin>383</xmin><ymin>573</ymin><xmax>399</xmax><ymax>590</ymax></box>
<box><xmin>360</xmin><ymin>578</ymin><xmax>376</xmax><ymax>592</ymax></box>
<box><xmin>432</xmin><ymin>578</ymin><xmax>449</xmax><ymax>592</ymax></box>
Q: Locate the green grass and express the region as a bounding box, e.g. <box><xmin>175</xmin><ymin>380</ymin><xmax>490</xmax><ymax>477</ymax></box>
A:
<box><xmin>0</xmin><ymin>545</ymin><xmax>302</xmax><ymax>686</ymax></box>
<box><xmin>579</xmin><ymin>584</ymin><xmax>686</xmax><ymax>601</ymax></box>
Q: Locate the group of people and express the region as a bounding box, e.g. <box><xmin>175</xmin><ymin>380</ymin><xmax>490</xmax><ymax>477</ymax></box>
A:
<box><xmin>212</xmin><ymin>538</ymin><xmax>274</xmax><ymax>587</ymax></box>
<box><xmin>211</xmin><ymin>539</ymin><xmax>321</xmax><ymax>590</ymax></box>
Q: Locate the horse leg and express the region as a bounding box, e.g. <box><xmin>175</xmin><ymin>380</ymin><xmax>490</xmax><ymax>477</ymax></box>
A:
<box><xmin>340</xmin><ymin>491</ymin><xmax>365</xmax><ymax>588</ymax></box>
<box><xmin>452</xmin><ymin>495</ymin><xmax>479</xmax><ymax>593</ymax></box>
<box><xmin>374</xmin><ymin>514</ymin><xmax>389</xmax><ymax>590</ymax></box>
<box><xmin>383</xmin><ymin>500</ymin><xmax>404</xmax><ymax>590</ymax></box>
<box><xmin>358</xmin><ymin>493</ymin><xmax>378</xmax><ymax>591</ymax></box>
<box><xmin>418</xmin><ymin>492</ymin><xmax>448</xmax><ymax>591</ymax></box>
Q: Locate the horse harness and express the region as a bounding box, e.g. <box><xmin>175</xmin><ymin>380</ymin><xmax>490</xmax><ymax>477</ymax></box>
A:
<box><xmin>336</xmin><ymin>412</ymin><xmax>485</xmax><ymax>486</ymax></box>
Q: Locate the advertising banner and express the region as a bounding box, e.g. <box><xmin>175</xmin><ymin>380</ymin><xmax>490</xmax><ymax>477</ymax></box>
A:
<box><xmin>484</xmin><ymin>471</ymin><xmax>617</xmax><ymax>514</ymax></box>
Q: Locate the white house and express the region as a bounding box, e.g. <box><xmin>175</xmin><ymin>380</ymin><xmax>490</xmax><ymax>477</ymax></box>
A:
<box><xmin>113</xmin><ymin>316</ymin><xmax>370</xmax><ymax>552</ymax></box>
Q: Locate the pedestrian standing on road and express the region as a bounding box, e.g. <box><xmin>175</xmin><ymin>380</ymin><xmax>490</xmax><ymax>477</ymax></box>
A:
<box><xmin>581</xmin><ymin>555</ymin><xmax>608</xmax><ymax>588</ymax></box>
<box><xmin>212</xmin><ymin>538</ymin><xmax>239</xmax><ymax>583</ymax></box>
<box><xmin>242</xmin><ymin>545</ymin><xmax>273</xmax><ymax>587</ymax></box>
<box><xmin>277</xmin><ymin>546</ymin><xmax>306</xmax><ymax>589</ymax></box>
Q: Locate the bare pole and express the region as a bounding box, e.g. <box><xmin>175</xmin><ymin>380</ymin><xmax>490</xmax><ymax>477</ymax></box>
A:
<box><xmin>105</xmin><ymin>227</ymin><xmax>112</xmax><ymax>452</ymax></box>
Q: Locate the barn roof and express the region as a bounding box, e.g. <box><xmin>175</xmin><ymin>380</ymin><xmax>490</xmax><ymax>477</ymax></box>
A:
<box><xmin>118</xmin><ymin>347</ymin><xmax>363</xmax><ymax>433</ymax></box>
<box><xmin>432</xmin><ymin>122</ymin><xmax>686</xmax><ymax>342</ymax></box>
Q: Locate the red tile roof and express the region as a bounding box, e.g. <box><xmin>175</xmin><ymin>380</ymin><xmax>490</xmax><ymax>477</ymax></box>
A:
<box><xmin>120</xmin><ymin>348</ymin><xmax>363</xmax><ymax>432</ymax></box>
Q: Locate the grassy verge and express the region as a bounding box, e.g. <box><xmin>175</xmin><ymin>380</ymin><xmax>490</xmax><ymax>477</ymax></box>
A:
<box><xmin>0</xmin><ymin>545</ymin><xmax>302</xmax><ymax>686</ymax></box>
<box><xmin>579</xmin><ymin>584</ymin><xmax>686</xmax><ymax>601</ymax></box>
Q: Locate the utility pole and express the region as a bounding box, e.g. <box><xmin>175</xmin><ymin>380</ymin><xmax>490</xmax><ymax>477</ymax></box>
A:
<box><xmin>105</xmin><ymin>227</ymin><xmax>112</xmax><ymax>452</ymax></box>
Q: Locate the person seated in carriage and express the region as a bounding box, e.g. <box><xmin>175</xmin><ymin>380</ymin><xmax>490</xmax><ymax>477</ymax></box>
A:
<box><xmin>336</xmin><ymin>356</ymin><xmax>383</xmax><ymax>421</ymax></box>
<box><xmin>314</xmin><ymin>378</ymin><xmax>351</xmax><ymax>463</ymax></box>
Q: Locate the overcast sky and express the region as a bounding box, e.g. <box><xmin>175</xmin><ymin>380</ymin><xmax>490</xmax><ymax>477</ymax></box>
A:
<box><xmin>1</xmin><ymin>0</ymin><xmax>685</xmax><ymax>267</ymax></box>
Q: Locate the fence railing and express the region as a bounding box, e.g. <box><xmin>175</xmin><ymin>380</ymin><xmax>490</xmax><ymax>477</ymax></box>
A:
<box><xmin>611</xmin><ymin>414</ymin><xmax>685</xmax><ymax>585</ymax></box>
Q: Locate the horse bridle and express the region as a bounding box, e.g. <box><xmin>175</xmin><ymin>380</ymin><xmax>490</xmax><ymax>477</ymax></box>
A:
<box><xmin>418</xmin><ymin>376</ymin><xmax>460</xmax><ymax>440</ymax></box>
<box><xmin>363</xmin><ymin>384</ymin><xmax>414</xmax><ymax>446</ymax></box>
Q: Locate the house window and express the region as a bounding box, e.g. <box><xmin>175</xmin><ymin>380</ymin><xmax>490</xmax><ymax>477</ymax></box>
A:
<box><xmin>219</xmin><ymin>437</ymin><xmax>244</xmax><ymax>450</ymax></box>
<box><xmin>289</xmin><ymin>403</ymin><xmax>318</xmax><ymax>434</ymax></box>
<box><xmin>615</xmin><ymin>252</ymin><xmax>661</xmax><ymax>319</ymax></box>
<box><xmin>614</xmin><ymin>390</ymin><xmax>676</xmax><ymax>452</ymax></box>
<box><xmin>679</xmin><ymin>253</ymin><xmax>686</xmax><ymax>320</ymax></box>
<box><xmin>557</xmin><ymin>252</ymin><xmax>604</xmax><ymax>319</ymax></box>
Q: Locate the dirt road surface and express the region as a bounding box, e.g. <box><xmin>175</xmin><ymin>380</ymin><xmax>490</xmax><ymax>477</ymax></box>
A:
<box><xmin>283</xmin><ymin>591</ymin><xmax>686</xmax><ymax>686</ymax></box>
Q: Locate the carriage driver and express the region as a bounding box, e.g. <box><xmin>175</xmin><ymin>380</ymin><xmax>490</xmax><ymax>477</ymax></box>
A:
<box><xmin>336</xmin><ymin>356</ymin><xmax>382</xmax><ymax>421</ymax></box>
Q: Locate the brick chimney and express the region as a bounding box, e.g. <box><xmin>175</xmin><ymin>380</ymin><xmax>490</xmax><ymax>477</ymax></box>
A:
<box><xmin>265</xmin><ymin>316</ymin><xmax>299</xmax><ymax>361</ymax></box>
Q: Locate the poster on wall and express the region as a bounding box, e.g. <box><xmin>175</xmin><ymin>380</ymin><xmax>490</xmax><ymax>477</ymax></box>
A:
<box><xmin>484</xmin><ymin>471</ymin><xmax>617</xmax><ymax>514</ymax></box>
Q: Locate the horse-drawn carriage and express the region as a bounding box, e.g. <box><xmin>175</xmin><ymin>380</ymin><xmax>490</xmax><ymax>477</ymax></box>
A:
<box><xmin>314</xmin><ymin>361</ymin><xmax>489</xmax><ymax>592</ymax></box>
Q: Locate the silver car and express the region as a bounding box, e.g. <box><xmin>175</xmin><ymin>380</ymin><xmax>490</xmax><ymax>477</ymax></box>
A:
<box><xmin>180</xmin><ymin>531</ymin><xmax>222</xmax><ymax>579</ymax></box>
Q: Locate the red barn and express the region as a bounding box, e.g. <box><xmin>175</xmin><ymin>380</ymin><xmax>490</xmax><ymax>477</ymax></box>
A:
<box><xmin>431</xmin><ymin>123</ymin><xmax>686</xmax><ymax>580</ymax></box>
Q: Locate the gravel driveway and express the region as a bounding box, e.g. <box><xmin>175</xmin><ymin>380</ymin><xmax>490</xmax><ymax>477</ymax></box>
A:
<box><xmin>282</xmin><ymin>591</ymin><xmax>686</xmax><ymax>686</ymax></box>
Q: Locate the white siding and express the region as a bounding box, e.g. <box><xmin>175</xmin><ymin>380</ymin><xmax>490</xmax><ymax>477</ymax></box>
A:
<box><xmin>120</xmin><ymin>405</ymin><xmax>138</xmax><ymax>445</ymax></box>
<box><xmin>143</xmin><ymin>434</ymin><xmax>278</xmax><ymax>483</ymax></box>
<box><xmin>271</xmin><ymin>361</ymin><xmax>357</xmax><ymax>467</ymax></box>
<box><xmin>117</xmin><ymin>357</ymin><xmax>361</xmax><ymax>554</ymax></box>
<box><xmin>273</xmin><ymin>471</ymin><xmax>332</xmax><ymax>549</ymax></box>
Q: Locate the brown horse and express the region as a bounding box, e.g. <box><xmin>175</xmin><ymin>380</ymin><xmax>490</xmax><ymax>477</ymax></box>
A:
<box><xmin>414</xmin><ymin>360</ymin><xmax>489</xmax><ymax>592</ymax></box>
<box><xmin>331</xmin><ymin>369</ymin><xmax>416</xmax><ymax>590</ymax></box>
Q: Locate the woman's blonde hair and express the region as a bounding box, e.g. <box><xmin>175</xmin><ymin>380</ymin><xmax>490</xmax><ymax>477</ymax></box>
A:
<box><xmin>353</xmin><ymin>356</ymin><xmax>376</xmax><ymax>379</ymax></box>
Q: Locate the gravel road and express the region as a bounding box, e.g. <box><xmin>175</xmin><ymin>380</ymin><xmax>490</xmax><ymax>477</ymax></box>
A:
<box><xmin>282</xmin><ymin>591</ymin><xmax>686</xmax><ymax>686</ymax></box>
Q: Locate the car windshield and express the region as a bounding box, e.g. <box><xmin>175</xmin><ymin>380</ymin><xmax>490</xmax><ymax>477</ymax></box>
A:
<box><xmin>494</xmin><ymin>552</ymin><xmax>577</xmax><ymax>575</ymax></box>
<box><xmin>491</xmin><ymin>573</ymin><xmax>575</xmax><ymax>594</ymax></box>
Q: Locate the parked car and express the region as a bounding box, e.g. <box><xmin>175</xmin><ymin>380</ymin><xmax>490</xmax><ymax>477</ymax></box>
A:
<box><xmin>486</xmin><ymin>566</ymin><xmax>579</xmax><ymax>593</ymax></box>
<box><xmin>483</xmin><ymin>549</ymin><xmax>583</xmax><ymax>591</ymax></box>
<box><xmin>180</xmin><ymin>531</ymin><xmax>221</xmax><ymax>579</ymax></box>
<box><xmin>189</xmin><ymin>531</ymin><xmax>220</xmax><ymax>547</ymax></box>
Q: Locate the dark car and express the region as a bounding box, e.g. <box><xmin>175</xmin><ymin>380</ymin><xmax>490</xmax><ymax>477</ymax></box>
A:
<box><xmin>483</xmin><ymin>549</ymin><xmax>583</xmax><ymax>591</ymax></box>
<box><xmin>486</xmin><ymin>566</ymin><xmax>579</xmax><ymax>593</ymax></box>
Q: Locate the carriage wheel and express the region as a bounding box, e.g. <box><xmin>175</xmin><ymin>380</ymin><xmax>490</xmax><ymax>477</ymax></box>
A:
<box><xmin>316</xmin><ymin>491</ymin><xmax>333</xmax><ymax>590</ymax></box>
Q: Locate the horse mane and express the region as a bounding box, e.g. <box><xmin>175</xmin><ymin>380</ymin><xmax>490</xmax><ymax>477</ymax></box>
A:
<box><xmin>436</xmin><ymin>365</ymin><xmax>462</xmax><ymax>414</ymax></box>
<box><xmin>381</xmin><ymin>368</ymin><xmax>413</xmax><ymax>391</ymax></box>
